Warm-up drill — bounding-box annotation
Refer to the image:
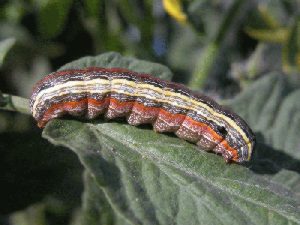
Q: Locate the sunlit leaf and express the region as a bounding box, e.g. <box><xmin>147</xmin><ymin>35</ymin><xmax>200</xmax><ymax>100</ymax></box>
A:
<box><xmin>162</xmin><ymin>0</ymin><xmax>187</xmax><ymax>24</ymax></box>
<box><xmin>245</xmin><ymin>27</ymin><xmax>289</xmax><ymax>43</ymax></box>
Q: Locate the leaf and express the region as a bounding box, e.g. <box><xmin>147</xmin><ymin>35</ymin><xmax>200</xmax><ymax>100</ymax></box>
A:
<box><xmin>0</xmin><ymin>37</ymin><xmax>15</xmax><ymax>67</ymax></box>
<box><xmin>9</xmin><ymin>198</ymin><xmax>73</xmax><ymax>225</ymax></box>
<box><xmin>256</xmin><ymin>4</ymin><xmax>281</xmax><ymax>29</ymax></box>
<box><xmin>282</xmin><ymin>16</ymin><xmax>300</xmax><ymax>73</ymax></box>
<box><xmin>229</xmin><ymin>43</ymin><xmax>282</xmax><ymax>85</ymax></box>
<box><xmin>0</xmin><ymin>130</ymin><xmax>83</xmax><ymax>223</ymax></box>
<box><xmin>84</xmin><ymin>0</ymin><xmax>102</xmax><ymax>18</ymax></box>
<box><xmin>167</xmin><ymin>26</ymin><xmax>202</xmax><ymax>73</ymax></box>
<box><xmin>41</xmin><ymin>53</ymin><xmax>300</xmax><ymax>224</ymax></box>
<box><xmin>244</xmin><ymin>27</ymin><xmax>289</xmax><ymax>43</ymax></box>
<box><xmin>228</xmin><ymin>73</ymin><xmax>300</xmax><ymax>181</ymax></box>
<box><xmin>36</xmin><ymin>0</ymin><xmax>73</xmax><ymax>39</ymax></box>
<box><xmin>244</xmin><ymin>7</ymin><xmax>300</xmax><ymax>74</ymax></box>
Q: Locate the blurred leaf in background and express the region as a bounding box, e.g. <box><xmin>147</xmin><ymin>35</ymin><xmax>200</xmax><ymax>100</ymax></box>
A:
<box><xmin>0</xmin><ymin>38</ymin><xmax>15</xmax><ymax>67</ymax></box>
<box><xmin>36</xmin><ymin>0</ymin><xmax>73</xmax><ymax>39</ymax></box>
<box><xmin>244</xmin><ymin>1</ymin><xmax>300</xmax><ymax>75</ymax></box>
<box><xmin>2</xmin><ymin>0</ymin><xmax>300</xmax><ymax>98</ymax></box>
<box><xmin>166</xmin><ymin>0</ymin><xmax>256</xmax><ymax>93</ymax></box>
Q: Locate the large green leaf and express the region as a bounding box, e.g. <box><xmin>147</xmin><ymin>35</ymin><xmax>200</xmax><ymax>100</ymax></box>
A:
<box><xmin>42</xmin><ymin>53</ymin><xmax>300</xmax><ymax>225</ymax></box>
<box><xmin>228</xmin><ymin>73</ymin><xmax>300</xmax><ymax>196</ymax></box>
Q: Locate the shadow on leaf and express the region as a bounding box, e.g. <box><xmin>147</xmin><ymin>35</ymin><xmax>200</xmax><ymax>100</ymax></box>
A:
<box><xmin>248</xmin><ymin>132</ymin><xmax>300</xmax><ymax>175</ymax></box>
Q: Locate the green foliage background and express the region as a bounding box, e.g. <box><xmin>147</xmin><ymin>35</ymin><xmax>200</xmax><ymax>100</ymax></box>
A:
<box><xmin>0</xmin><ymin>1</ymin><xmax>300</xmax><ymax>225</ymax></box>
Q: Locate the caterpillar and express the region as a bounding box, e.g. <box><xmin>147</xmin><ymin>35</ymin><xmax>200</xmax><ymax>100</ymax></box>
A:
<box><xmin>30</xmin><ymin>67</ymin><xmax>255</xmax><ymax>163</ymax></box>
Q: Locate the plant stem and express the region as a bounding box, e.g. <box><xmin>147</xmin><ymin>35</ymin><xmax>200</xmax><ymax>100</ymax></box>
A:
<box><xmin>188</xmin><ymin>0</ymin><xmax>246</xmax><ymax>89</ymax></box>
<box><xmin>189</xmin><ymin>43</ymin><xmax>218</xmax><ymax>88</ymax></box>
<box><xmin>0</xmin><ymin>94</ymin><xmax>31</xmax><ymax>115</ymax></box>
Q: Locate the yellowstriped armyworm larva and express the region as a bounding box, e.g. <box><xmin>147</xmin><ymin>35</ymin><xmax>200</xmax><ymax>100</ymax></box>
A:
<box><xmin>30</xmin><ymin>67</ymin><xmax>255</xmax><ymax>163</ymax></box>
